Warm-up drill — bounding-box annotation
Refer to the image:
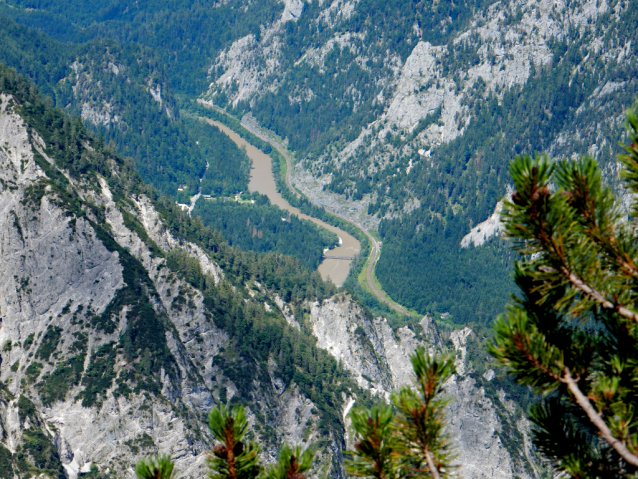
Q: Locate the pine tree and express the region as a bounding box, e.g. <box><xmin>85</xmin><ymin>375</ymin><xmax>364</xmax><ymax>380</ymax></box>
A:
<box><xmin>261</xmin><ymin>445</ymin><xmax>314</xmax><ymax>479</ymax></box>
<box><xmin>392</xmin><ymin>347</ymin><xmax>457</xmax><ymax>479</ymax></box>
<box><xmin>490</xmin><ymin>106</ymin><xmax>638</xmax><ymax>476</ymax></box>
<box><xmin>135</xmin><ymin>454</ymin><xmax>176</xmax><ymax>479</ymax></box>
<box><xmin>345</xmin><ymin>403</ymin><xmax>396</xmax><ymax>479</ymax></box>
<box><xmin>345</xmin><ymin>347</ymin><xmax>457</xmax><ymax>479</ymax></box>
<box><xmin>207</xmin><ymin>404</ymin><xmax>262</xmax><ymax>479</ymax></box>
<box><xmin>136</xmin><ymin>404</ymin><xmax>315</xmax><ymax>479</ymax></box>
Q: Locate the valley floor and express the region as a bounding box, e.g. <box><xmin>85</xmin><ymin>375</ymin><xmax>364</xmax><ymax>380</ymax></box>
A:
<box><xmin>203</xmin><ymin>117</ymin><xmax>360</xmax><ymax>286</ymax></box>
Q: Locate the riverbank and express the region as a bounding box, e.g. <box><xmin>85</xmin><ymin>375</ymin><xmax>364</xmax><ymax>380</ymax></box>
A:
<box><xmin>235</xmin><ymin>116</ymin><xmax>412</xmax><ymax>316</ymax></box>
<box><xmin>204</xmin><ymin>119</ymin><xmax>360</xmax><ymax>287</ymax></box>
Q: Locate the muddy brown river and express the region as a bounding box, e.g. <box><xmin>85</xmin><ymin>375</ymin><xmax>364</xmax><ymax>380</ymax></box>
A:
<box><xmin>205</xmin><ymin>119</ymin><xmax>360</xmax><ymax>286</ymax></box>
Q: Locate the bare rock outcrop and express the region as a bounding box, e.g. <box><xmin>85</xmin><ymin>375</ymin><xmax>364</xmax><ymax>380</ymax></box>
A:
<box><xmin>0</xmin><ymin>91</ymin><xmax>331</xmax><ymax>478</ymax></box>
<box><xmin>307</xmin><ymin>294</ymin><xmax>536</xmax><ymax>478</ymax></box>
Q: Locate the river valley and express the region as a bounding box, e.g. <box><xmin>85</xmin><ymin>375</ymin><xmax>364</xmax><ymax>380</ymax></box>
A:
<box><xmin>204</xmin><ymin>119</ymin><xmax>360</xmax><ymax>286</ymax></box>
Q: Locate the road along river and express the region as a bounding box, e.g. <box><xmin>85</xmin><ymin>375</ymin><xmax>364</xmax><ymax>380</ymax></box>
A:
<box><xmin>205</xmin><ymin>119</ymin><xmax>360</xmax><ymax>286</ymax></box>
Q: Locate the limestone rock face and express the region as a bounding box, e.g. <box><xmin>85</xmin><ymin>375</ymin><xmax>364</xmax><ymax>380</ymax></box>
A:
<box><xmin>0</xmin><ymin>92</ymin><xmax>217</xmax><ymax>478</ymax></box>
<box><xmin>446</xmin><ymin>376</ymin><xmax>516</xmax><ymax>479</ymax></box>
<box><xmin>0</xmin><ymin>91</ymin><xmax>331</xmax><ymax>479</ymax></box>
<box><xmin>307</xmin><ymin>294</ymin><xmax>537</xmax><ymax>478</ymax></box>
<box><xmin>309</xmin><ymin>294</ymin><xmax>392</xmax><ymax>394</ymax></box>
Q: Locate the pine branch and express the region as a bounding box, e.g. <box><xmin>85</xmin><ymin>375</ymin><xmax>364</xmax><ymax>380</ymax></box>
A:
<box><xmin>393</xmin><ymin>348</ymin><xmax>457</xmax><ymax>479</ymax></box>
<box><xmin>509</xmin><ymin>168</ymin><xmax>638</xmax><ymax>323</ymax></box>
<box><xmin>262</xmin><ymin>445</ymin><xmax>314</xmax><ymax>479</ymax></box>
<box><xmin>345</xmin><ymin>404</ymin><xmax>396</xmax><ymax>479</ymax></box>
<box><xmin>511</xmin><ymin>330</ymin><xmax>562</xmax><ymax>382</ymax></box>
<box><xmin>207</xmin><ymin>405</ymin><xmax>261</xmax><ymax>479</ymax></box>
<box><xmin>573</xmin><ymin>202</ymin><xmax>638</xmax><ymax>283</ymax></box>
<box><xmin>424</xmin><ymin>450</ymin><xmax>441</xmax><ymax>479</ymax></box>
<box><xmin>529</xmin><ymin>396</ymin><xmax>623</xmax><ymax>477</ymax></box>
<box><xmin>346</xmin><ymin>349</ymin><xmax>456</xmax><ymax>479</ymax></box>
<box><xmin>556</xmin><ymin>158</ymin><xmax>638</xmax><ymax>286</ymax></box>
<box><xmin>538</xmin><ymin>265</ymin><xmax>638</xmax><ymax>323</ymax></box>
<box><xmin>496</xmin><ymin>106</ymin><xmax>638</xmax><ymax>477</ymax></box>
<box><xmin>135</xmin><ymin>455</ymin><xmax>175</xmax><ymax>479</ymax></box>
<box><xmin>560</xmin><ymin>367</ymin><xmax>638</xmax><ymax>468</ymax></box>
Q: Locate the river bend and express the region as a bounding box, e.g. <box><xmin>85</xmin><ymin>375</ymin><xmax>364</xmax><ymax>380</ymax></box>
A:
<box><xmin>205</xmin><ymin>119</ymin><xmax>361</xmax><ymax>286</ymax></box>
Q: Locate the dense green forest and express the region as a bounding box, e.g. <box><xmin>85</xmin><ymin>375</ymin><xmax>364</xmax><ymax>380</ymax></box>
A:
<box><xmin>0</xmin><ymin>16</ymin><xmax>341</xmax><ymax>272</ymax></box>
<box><xmin>362</xmin><ymin>3</ymin><xmax>638</xmax><ymax>324</ymax></box>
<box><xmin>193</xmin><ymin>195</ymin><xmax>338</xmax><ymax>271</ymax></box>
<box><xmin>377</xmin><ymin>216</ymin><xmax>514</xmax><ymax>328</ymax></box>
<box><xmin>0</xmin><ymin>0</ymin><xmax>283</xmax><ymax>94</ymax></box>
<box><xmin>0</xmin><ymin>16</ymin><xmax>255</xmax><ymax>196</ymax></box>
<box><xmin>191</xmin><ymin>116</ymin><xmax>251</xmax><ymax>197</ymax></box>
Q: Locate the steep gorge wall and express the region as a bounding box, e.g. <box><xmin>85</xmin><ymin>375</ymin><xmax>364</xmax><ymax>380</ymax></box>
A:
<box><xmin>205</xmin><ymin>0</ymin><xmax>634</xmax><ymax>228</ymax></box>
<box><xmin>0</xmin><ymin>92</ymin><xmax>330</xmax><ymax>479</ymax></box>
<box><xmin>307</xmin><ymin>295</ymin><xmax>538</xmax><ymax>479</ymax></box>
<box><xmin>0</xmin><ymin>79</ymin><xmax>539</xmax><ymax>478</ymax></box>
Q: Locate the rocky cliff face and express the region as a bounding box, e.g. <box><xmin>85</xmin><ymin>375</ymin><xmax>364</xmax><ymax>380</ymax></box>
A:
<box><xmin>0</xmin><ymin>83</ymin><xmax>336</xmax><ymax>478</ymax></box>
<box><xmin>307</xmin><ymin>295</ymin><xmax>539</xmax><ymax>479</ymax></box>
<box><xmin>0</xmin><ymin>90</ymin><xmax>213</xmax><ymax>478</ymax></box>
<box><xmin>205</xmin><ymin>0</ymin><xmax>635</xmax><ymax>227</ymax></box>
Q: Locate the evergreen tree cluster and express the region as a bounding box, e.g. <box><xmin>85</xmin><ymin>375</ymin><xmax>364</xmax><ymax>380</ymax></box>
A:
<box><xmin>0</xmin><ymin>16</ymin><xmax>251</xmax><ymax>196</ymax></box>
<box><xmin>193</xmin><ymin>195</ymin><xmax>338</xmax><ymax>271</ymax></box>
<box><xmin>490</xmin><ymin>106</ymin><xmax>638</xmax><ymax>476</ymax></box>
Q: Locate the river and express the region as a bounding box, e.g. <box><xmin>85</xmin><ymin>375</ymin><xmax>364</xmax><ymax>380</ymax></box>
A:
<box><xmin>204</xmin><ymin>119</ymin><xmax>361</xmax><ymax>286</ymax></box>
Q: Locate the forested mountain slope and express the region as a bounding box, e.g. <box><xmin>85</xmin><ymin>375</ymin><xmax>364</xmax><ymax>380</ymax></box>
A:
<box><xmin>0</xmin><ymin>0</ymin><xmax>628</xmax><ymax>475</ymax></box>
<box><xmin>0</xmin><ymin>16</ymin><xmax>250</xmax><ymax>197</ymax></box>
<box><xmin>0</xmin><ymin>66</ymin><xmax>539</xmax><ymax>479</ymax></box>
<box><xmin>198</xmin><ymin>0</ymin><xmax>638</xmax><ymax>328</ymax></box>
<box><xmin>0</xmin><ymin>14</ymin><xmax>340</xmax><ymax>268</ymax></box>
<box><xmin>0</xmin><ymin>0</ymin><xmax>284</xmax><ymax>95</ymax></box>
